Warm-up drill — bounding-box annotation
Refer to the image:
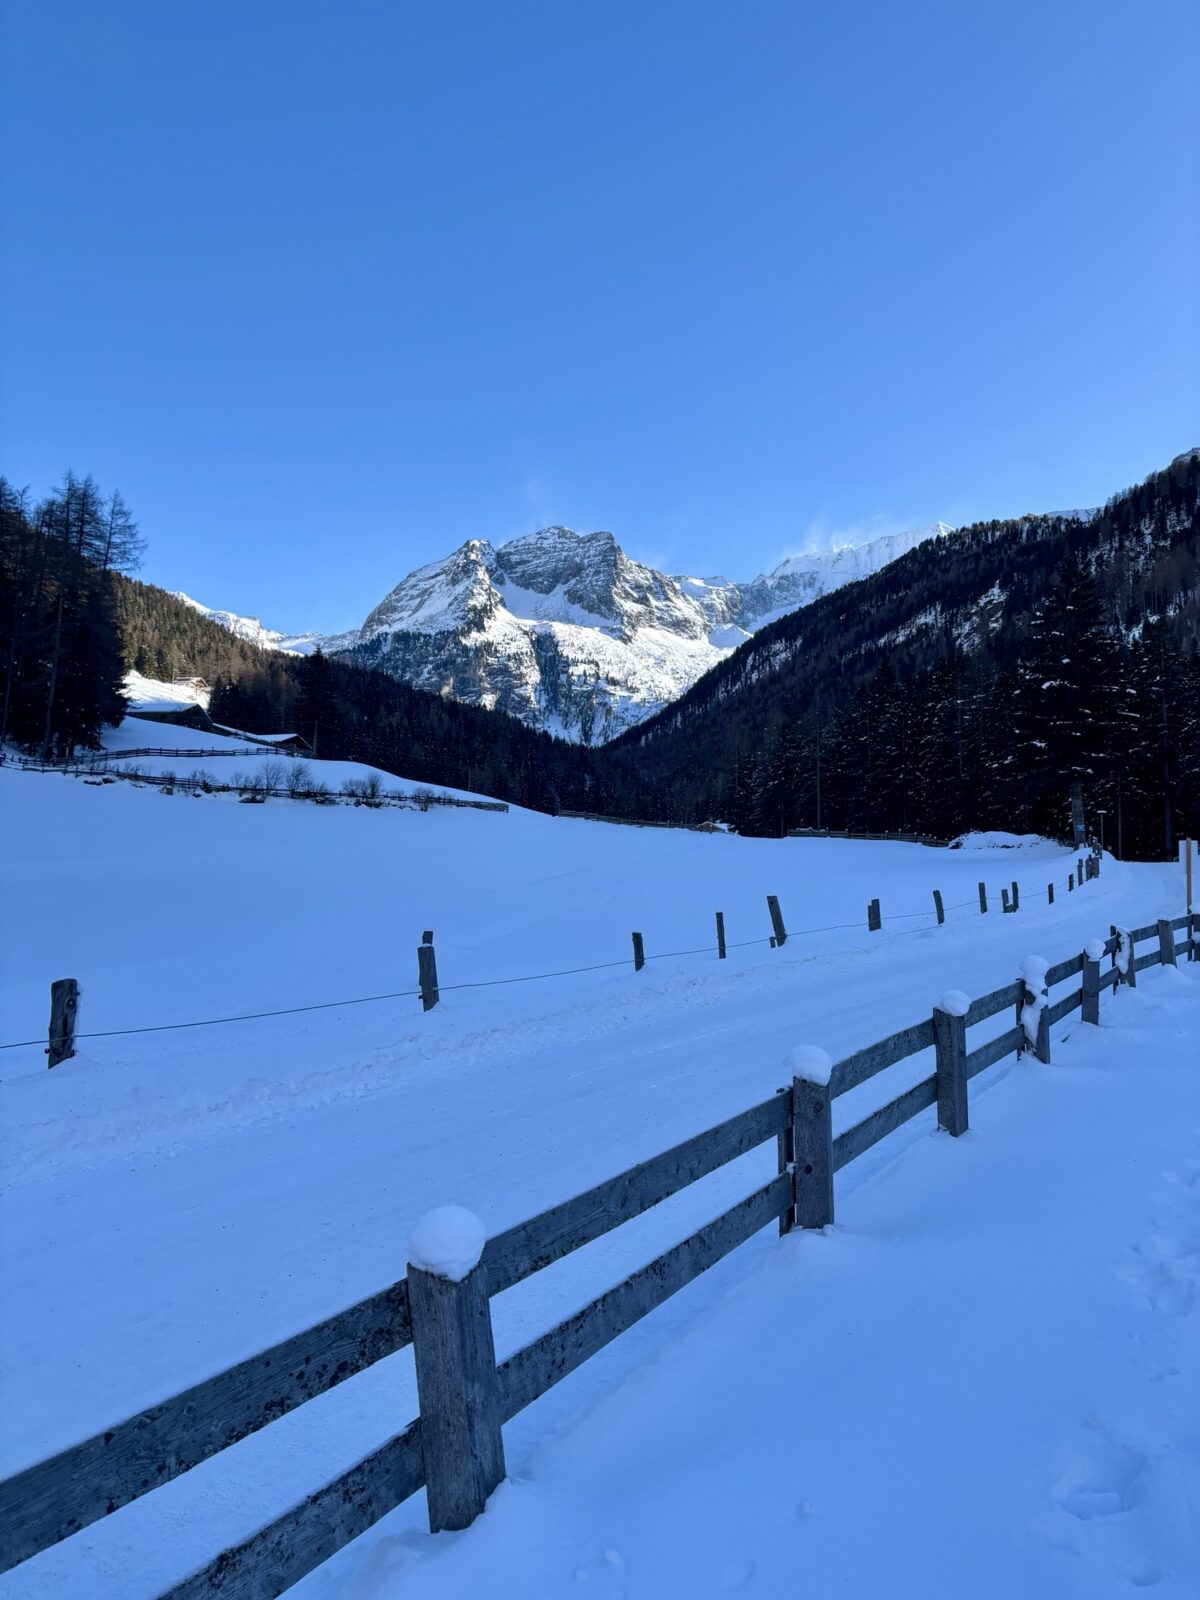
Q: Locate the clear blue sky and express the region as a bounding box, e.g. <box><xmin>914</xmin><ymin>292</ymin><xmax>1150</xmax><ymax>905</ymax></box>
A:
<box><xmin>2</xmin><ymin>1</ymin><xmax>1196</xmax><ymax>630</ymax></box>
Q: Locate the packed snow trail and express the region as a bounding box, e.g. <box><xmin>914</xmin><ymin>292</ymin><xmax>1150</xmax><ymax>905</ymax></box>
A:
<box><xmin>326</xmin><ymin>965</ymin><xmax>1200</xmax><ymax>1599</ymax></box>
<box><xmin>0</xmin><ymin>746</ymin><xmax>1191</xmax><ymax>1598</ymax></box>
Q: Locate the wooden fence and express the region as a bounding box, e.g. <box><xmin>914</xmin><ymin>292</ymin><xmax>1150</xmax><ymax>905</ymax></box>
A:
<box><xmin>787</xmin><ymin>825</ymin><xmax>951</xmax><ymax>846</ymax></box>
<box><xmin>1</xmin><ymin>910</ymin><xmax>1194</xmax><ymax>1597</ymax></box>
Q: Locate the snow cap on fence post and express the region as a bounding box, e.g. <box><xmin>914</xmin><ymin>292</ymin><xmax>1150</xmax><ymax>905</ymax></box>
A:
<box><xmin>785</xmin><ymin>1045</ymin><xmax>833</xmax><ymax>1086</ymax></box>
<box><xmin>407</xmin><ymin>1206</ymin><xmax>487</xmax><ymax>1283</ymax></box>
<box><xmin>1084</xmin><ymin>938</ymin><xmax>1106</xmax><ymax>962</ymax></box>
<box><xmin>937</xmin><ymin>989</ymin><xmax>970</xmax><ymax>1018</ymax></box>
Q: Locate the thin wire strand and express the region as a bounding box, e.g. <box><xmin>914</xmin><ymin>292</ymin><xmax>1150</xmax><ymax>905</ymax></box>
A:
<box><xmin>0</xmin><ymin>862</ymin><xmax>1104</xmax><ymax>1052</ymax></box>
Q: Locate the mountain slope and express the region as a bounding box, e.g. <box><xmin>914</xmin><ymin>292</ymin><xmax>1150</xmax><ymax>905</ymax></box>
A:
<box><xmin>171</xmin><ymin>593</ymin><xmax>356</xmax><ymax>657</ymax></box>
<box><xmin>614</xmin><ymin>451</ymin><xmax>1200</xmax><ymax>851</ymax></box>
<box><xmin>341</xmin><ymin>521</ymin><xmax>951</xmax><ymax>742</ymax></box>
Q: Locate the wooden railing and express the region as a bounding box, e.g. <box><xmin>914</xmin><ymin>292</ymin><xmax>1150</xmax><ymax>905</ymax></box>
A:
<box><xmin>1</xmin><ymin>910</ymin><xmax>1193</xmax><ymax>1598</ymax></box>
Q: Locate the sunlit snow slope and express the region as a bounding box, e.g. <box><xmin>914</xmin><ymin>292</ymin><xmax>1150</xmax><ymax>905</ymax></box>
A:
<box><xmin>0</xmin><ymin>742</ymin><xmax>1191</xmax><ymax>1600</ymax></box>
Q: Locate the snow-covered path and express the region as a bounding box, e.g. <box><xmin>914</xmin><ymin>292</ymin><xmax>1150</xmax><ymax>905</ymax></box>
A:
<box><xmin>1</xmin><ymin>748</ymin><xmax>1193</xmax><ymax>1598</ymax></box>
<box><xmin>324</xmin><ymin>964</ymin><xmax>1200</xmax><ymax>1600</ymax></box>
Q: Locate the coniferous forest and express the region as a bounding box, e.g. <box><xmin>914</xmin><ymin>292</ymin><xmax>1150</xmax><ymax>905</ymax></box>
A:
<box><xmin>2</xmin><ymin>452</ymin><xmax>1197</xmax><ymax>857</ymax></box>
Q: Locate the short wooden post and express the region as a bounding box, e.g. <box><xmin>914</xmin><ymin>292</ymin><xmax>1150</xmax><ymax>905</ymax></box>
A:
<box><xmin>1077</xmin><ymin>857</ymin><xmax>1084</xmax><ymax>885</ymax></box>
<box><xmin>776</xmin><ymin>1086</ymin><xmax>794</xmax><ymax>1236</ymax></box>
<box><xmin>47</xmin><ymin>978</ymin><xmax>80</xmax><ymax>1067</ymax></box>
<box><xmin>407</xmin><ymin>1253</ymin><xmax>505</xmax><ymax>1533</ymax></box>
<box><xmin>766</xmin><ymin>895</ymin><xmax>787</xmax><ymax>948</ymax></box>
<box><xmin>1068</xmin><ymin>873</ymin><xmax>1074</xmax><ymax>892</ymax></box>
<box><xmin>1010</xmin><ymin>880</ymin><xmax>1019</xmax><ymax>912</ymax></box>
<box><xmin>1157</xmin><ymin>919</ymin><xmax>1177</xmax><ymax>968</ymax></box>
<box><xmin>932</xmin><ymin>994</ymin><xmax>968</xmax><ymax>1137</ymax></box>
<box><xmin>715</xmin><ymin>911</ymin><xmax>726</xmax><ymax>960</ymax></box>
<box><xmin>791</xmin><ymin>1068</ymin><xmax>834</xmax><ymax>1229</ymax></box>
<box><xmin>1047</xmin><ymin>882</ymin><xmax>1054</xmax><ymax>905</ymax></box>
<box><xmin>1021</xmin><ymin>964</ymin><xmax>1051</xmax><ymax>1064</ymax></box>
<box><xmin>867</xmin><ymin>897</ymin><xmax>881</xmax><ymax>932</ymax></box>
<box><xmin>1081</xmin><ymin>945</ymin><xmax>1101</xmax><ymax>1025</ymax></box>
<box><xmin>1001</xmin><ymin>887</ymin><xmax>1011</xmax><ymax>914</ymax></box>
<box><xmin>932</xmin><ymin>889</ymin><xmax>945</xmax><ymax>926</ymax></box>
<box><xmin>418</xmin><ymin>932</ymin><xmax>439</xmax><ymax>1011</ymax></box>
<box><xmin>1123</xmin><ymin>929</ymin><xmax>1137</xmax><ymax>988</ymax></box>
<box><xmin>631</xmin><ymin>931</ymin><xmax>645</xmax><ymax>971</ymax></box>
<box><xmin>977</xmin><ymin>881</ymin><xmax>987</xmax><ymax>914</ymax></box>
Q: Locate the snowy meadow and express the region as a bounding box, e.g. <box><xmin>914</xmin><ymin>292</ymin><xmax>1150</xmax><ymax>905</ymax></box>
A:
<box><xmin>2</xmin><ymin>726</ymin><xmax>1196</xmax><ymax>1599</ymax></box>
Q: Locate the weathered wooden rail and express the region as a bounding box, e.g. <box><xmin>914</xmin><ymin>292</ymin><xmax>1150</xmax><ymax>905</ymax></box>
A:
<box><xmin>2</xmin><ymin>909</ymin><xmax>1193</xmax><ymax>1597</ymax></box>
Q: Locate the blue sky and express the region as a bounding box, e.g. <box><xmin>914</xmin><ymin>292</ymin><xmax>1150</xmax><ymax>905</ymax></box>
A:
<box><xmin>2</xmin><ymin>1</ymin><xmax>1196</xmax><ymax>630</ymax></box>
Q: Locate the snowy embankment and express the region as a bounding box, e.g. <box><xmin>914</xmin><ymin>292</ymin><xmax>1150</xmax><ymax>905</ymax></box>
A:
<box><xmin>334</xmin><ymin>966</ymin><xmax>1200</xmax><ymax>1600</ymax></box>
<box><xmin>0</xmin><ymin>740</ymin><xmax>1193</xmax><ymax>1599</ymax></box>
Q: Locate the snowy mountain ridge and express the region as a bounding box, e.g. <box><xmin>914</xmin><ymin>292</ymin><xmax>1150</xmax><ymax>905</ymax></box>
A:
<box><xmin>185</xmin><ymin>521</ymin><xmax>952</xmax><ymax>742</ymax></box>
<box><xmin>171</xmin><ymin>593</ymin><xmax>358</xmax><ymax>658</ymax></box>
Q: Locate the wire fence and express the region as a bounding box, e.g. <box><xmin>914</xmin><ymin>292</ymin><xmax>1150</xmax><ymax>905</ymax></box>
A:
<box><xmin>1</xmin><ymin>856</ymin><xmax>1106</xmax><ymax>1057</ymax></box>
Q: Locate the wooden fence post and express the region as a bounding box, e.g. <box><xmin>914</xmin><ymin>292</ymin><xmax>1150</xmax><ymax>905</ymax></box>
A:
<box><xmin>978</xmin><ymin>881</ymin><xmax>987</xmax><ymax>914</ymax></box>
<box><xmin>766</xmin><ymin>896</ymin><xmax>787</xmax><ymax>948</ymax></box>
<box><xmin>1157</xmin><ymin>919</ymin><xmax>1177</xmax><ymax>968</ymax></box>
<box><xmin>1001</xmin><ymin>887</ymin><xmax>1011</xmax><ymax>914</ymax></box>
<box><xmin>1081</xmin><ymin>942</ymin><xmax>1102</xmax><ymax>1025</ymax></box>
<box><xmin>715</xmin><ymin>911</ymin><xmax>726</xmax><ymax>960</ymax></box>
<box><xmin>1068</xmin><ymin>873</ymin><xmax>1074</xmax><ymax>892</ymax></box>
<box><xmin>1011</xmin><ymin>880</ymin><xmax>1020</xmax><ymax>912</ymax></box>
<box><xmin>1047</xmin><ymin>882</ymin><xmax>1054</xmax><ymax>905</ymax></box>
<box><xmin>932</xmin><ymin>889</ymin><xmax>945</xmax><ymax>925</ymax></box>
<box><xmin>407</xmin><ymin>1212</ymin><xmax>505</xmax><ymax>1534</ymax></box>
<box><xmin>418</xmin><ymin>932</ymin><xmax>439</xmax><ymax>1011</ymax></box>
<box><xmin>787</xmin><ymin>1049</ymin><xmax>834</xmax><ymax>1229</ymax></box>
<box><xmin>47</xmin><ymin>978</ymin><xmax>80</xmax><ymax>1068</ymax></box>
<box><xmin>932</xmin><ymin>993</ymin><xmax>969</xmax><ymax>1137</ymax></box>
<box><xmin>867</xmin><ymin>897</ymin><xmax>881</xmax><ymax>932</ymax></box>
<box><xmin>1120</xmin><ymin>927</ymin><xmax>1137</xmax><ymax>988</ymax></box>
<box><xmin>631</xmin><ymin>932</ymin><xmax>645</xmax><ymax>971</ymax></box>
<box><xmin>1020</xmin><ymin>959</ymin><xmax>1051</xmax><ymax>1064</ymax></box>
<box><xmin>776</xmin><ymin>1085</ymin><xmax>794</xmax><ymax>1236</ymax></box>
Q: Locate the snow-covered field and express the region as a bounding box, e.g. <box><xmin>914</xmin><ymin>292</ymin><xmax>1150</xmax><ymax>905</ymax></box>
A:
<box><xmin>1</xmin><ymin>731</ymin><xmax>1195</xmax><ymax>1598</ymax></box>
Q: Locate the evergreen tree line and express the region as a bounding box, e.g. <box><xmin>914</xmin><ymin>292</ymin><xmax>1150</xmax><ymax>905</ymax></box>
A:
<box><xmin>110</xmin><ymin>575</ymin><xmax>278</xmax><ymax>687</ymax></box>
<box><xmin>621</xmin><ymin>452</ymin><xmax>1200</xmax><ymax>858</ymax></box>
<box><xmin>0</xmin><ymin>474</ymin><xmax>142</xmax><ymax>755</ymax></box>
<box><xmin>723</xmin><ymin>561</ymin><xmax>1198</xmax><ymax>857</ymax></box>
<box><xmin>207</xmin><ymin>647</ymin><xmax>659</xmax><ymax>817</ymax></box>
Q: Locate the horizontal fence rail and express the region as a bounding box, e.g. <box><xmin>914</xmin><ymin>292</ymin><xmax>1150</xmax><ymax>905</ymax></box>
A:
<box><xmin>1</xmin><ymin>908</ymin><xmax>1194</xmax><ymax>1598</ymax></box>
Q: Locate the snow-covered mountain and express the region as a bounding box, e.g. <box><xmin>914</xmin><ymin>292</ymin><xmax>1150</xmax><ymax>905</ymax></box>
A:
<box><xmin>185</xmin><ymin>522</ymin><xmax>950</xmax><ymax>743</ymax></box>
<box><xmin>171</xmin><ymin>594</ymin><xmax>357</xmax><ymax>657</ymax></box>
<box><xmin>345</xmin><ymin>523</ymin><xmax>951</xmax><ymax>741</ymax></box>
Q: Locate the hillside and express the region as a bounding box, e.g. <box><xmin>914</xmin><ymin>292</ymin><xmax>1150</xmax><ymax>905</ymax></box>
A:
<box><xmin>615</xmin><ymin>451</ymin><xmax>1200</xmax><ymax>854</ymax></box>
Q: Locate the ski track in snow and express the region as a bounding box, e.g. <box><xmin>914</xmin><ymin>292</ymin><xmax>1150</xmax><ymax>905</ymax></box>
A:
<box><xmin>1</xmin><ymin>728</ymin><xmax>1195</xmax><ymax>1599</ymax></box>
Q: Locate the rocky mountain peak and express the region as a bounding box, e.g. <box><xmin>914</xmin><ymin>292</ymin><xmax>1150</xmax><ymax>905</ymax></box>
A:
<box><xmin>191</xmin><ymin>518</ymin><xmax>953</xmax><ymax>743</ymax></box>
